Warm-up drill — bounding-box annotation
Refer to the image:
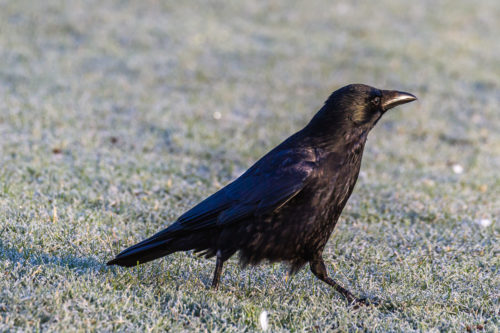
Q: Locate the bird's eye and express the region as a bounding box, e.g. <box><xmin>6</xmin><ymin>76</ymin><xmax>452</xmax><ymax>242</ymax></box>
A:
<box><xmin>372</xmin><ymin>96</ymin><xmax>381</xmax><ymax>105</ymax></box>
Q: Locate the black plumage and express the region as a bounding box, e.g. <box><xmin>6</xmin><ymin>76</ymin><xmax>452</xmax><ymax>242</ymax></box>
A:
<box><xmin>107</xmin><ymin>84</ymin><xmax>416</xmax><ymax>304</ymax></box>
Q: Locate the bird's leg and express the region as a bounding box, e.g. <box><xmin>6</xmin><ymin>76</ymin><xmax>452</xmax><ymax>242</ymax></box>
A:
<box><xmin>309</xmin><ymin>257</ymin><xmax>367</xmax><ymax>306</ymax></box>
<box><xmin>211</xmin><ymin>250</ymin><xmax>224</xmax><ymax>290</ymax></box>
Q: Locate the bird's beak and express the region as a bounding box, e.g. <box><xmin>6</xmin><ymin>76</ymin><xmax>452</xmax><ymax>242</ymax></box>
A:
<box><xmin>381</xmin><ymin>90</ymin><xmax>417</xmax><ymax>111</ymax></box>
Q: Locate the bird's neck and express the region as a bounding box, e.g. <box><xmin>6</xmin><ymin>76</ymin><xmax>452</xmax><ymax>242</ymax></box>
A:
<box><xmin>300</xmin><ymin>125</ymin><xmax>370</xmax><ymax>154</ymax></box>
<box><xmin>342</xmin><ymin>128</ymin><xmax>369</xmax><ymax>155</ymax></box>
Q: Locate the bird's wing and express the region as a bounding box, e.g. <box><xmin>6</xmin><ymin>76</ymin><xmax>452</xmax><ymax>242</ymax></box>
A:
<box><xmin>108</xmin><ymin>148</ymin><xmax>318</xmax><ymax>266</ymax></box>
<box><xmin>170</xmin><ymin>147</ymin><xmax>318</xmax><ymax>232</ymax></box>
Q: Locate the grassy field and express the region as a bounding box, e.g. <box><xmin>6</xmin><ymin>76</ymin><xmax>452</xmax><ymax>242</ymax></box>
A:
<box><xmin>0</xmin><ymin>0</ymin><xmax>499</xmax><ymax>331</ymax></box>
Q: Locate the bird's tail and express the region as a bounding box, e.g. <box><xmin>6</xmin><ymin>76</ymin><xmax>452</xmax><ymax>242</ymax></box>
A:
<box><xmin>107</xmin><ymin>231</ymin><xmax>176</xmax><ymax>267</ymax></box>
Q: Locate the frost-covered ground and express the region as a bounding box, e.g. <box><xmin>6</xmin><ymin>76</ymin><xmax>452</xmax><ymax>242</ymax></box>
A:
<box><xmin>0</xmin><ymin>0</ymin><xmax>498</xmax><ymax>331</ymax></box>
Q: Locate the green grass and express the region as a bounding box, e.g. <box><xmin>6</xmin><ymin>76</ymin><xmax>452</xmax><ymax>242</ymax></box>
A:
<box><xmin>0</xmin><ymin>0</ymin><xmax>499</xmax><ymax>331</ymax></box>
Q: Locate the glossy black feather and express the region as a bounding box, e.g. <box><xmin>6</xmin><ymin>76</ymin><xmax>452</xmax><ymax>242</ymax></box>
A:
<box><xmin>107</xmin><ymin>84</ymin><xmax>416</xmax><ymax>302</ymax></box>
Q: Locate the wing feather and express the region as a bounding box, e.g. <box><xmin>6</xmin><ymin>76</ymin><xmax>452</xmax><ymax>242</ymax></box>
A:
<box><xmin>168</xmin><ymin>148</ymin><xmax>317</xmax><ymax>232</ymax></box>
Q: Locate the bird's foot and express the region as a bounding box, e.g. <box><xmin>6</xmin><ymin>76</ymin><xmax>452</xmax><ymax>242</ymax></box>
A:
<box><xmin>349</xmin><ymin>296</ymin><xmax>398</xmax><ymax>311</ymax></box>
<box><xmin>350</xmin><ymin>296</ymin><xmax>380</xmax><ymax>309</ymax></box>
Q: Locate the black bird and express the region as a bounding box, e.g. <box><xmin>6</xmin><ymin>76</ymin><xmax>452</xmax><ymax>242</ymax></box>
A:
<box><xmin>107</xmin><ymin>84</ymin><xmax>416</xmax><ymax>304</ymax></box>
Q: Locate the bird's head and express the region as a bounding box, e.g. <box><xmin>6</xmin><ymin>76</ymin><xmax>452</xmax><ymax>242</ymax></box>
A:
<box><xmin>307</xmin><ymin>84</ymin><xmax>417</xmax><ymax>138</ymax></box>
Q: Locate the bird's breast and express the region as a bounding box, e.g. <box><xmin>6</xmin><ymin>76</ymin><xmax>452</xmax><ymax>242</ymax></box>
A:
<box><xmin>314</xmin><ymin>149</ymin><xmax>364</xmax><ymax>219</ymax></box>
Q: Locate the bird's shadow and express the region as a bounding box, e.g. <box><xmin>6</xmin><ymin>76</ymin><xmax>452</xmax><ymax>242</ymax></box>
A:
<box><xmin>0</xmin><ymin>240</ymin><xmax>104</xmax><ymax>275</ymax></box>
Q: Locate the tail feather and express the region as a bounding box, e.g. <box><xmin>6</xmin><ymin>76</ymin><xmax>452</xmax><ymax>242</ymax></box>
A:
<box><xmin>107</xmin><ymin>235</ymin><xmax>175</xmax><ymax>267</ymax></box>
<box><xmin>107</xmin><ymin>224</ymin><xmax>217</xmax><ymax>267</ymax></box>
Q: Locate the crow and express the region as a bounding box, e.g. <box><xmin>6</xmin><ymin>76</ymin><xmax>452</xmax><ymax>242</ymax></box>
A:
<box><xmin>107</xmin><ymin>84</ymin><xmax>416</xmax><ymax>305</ymax></box>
